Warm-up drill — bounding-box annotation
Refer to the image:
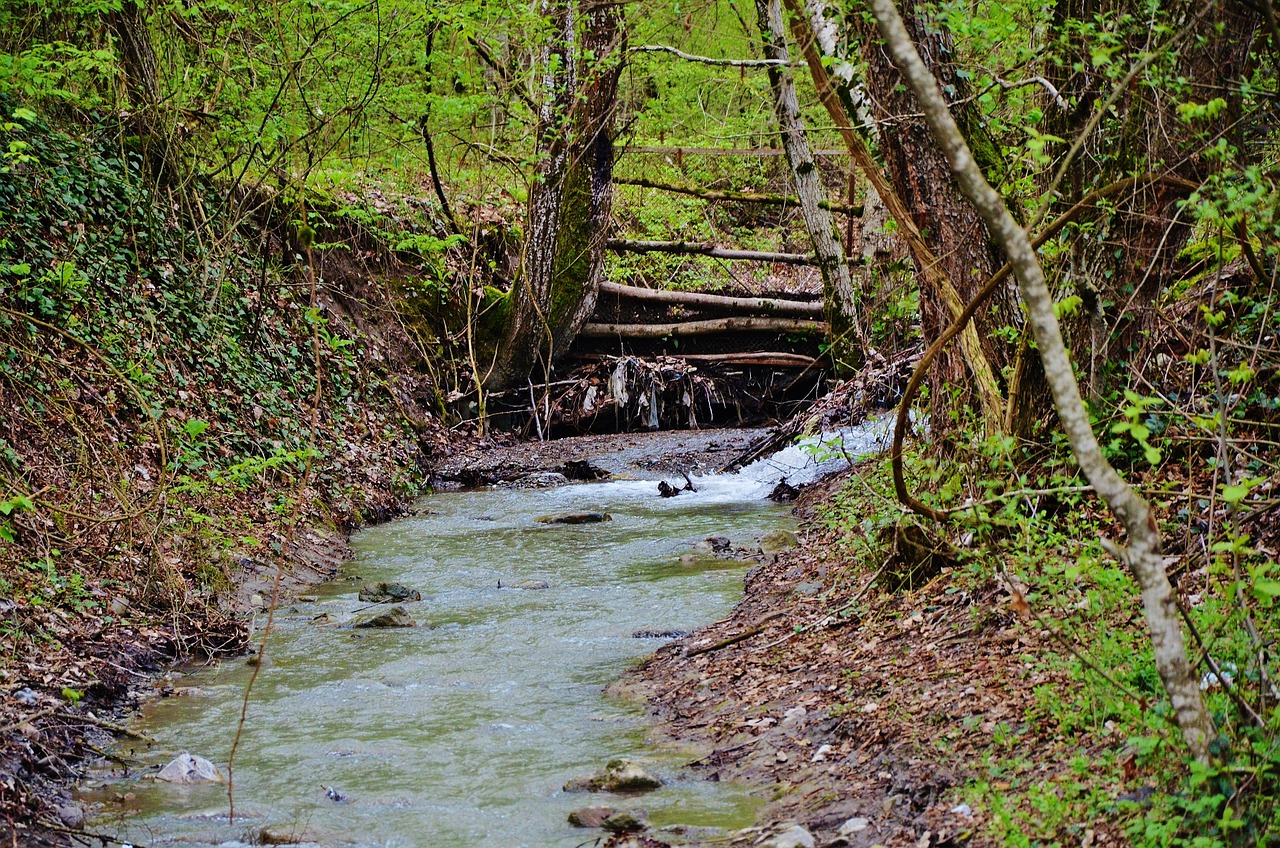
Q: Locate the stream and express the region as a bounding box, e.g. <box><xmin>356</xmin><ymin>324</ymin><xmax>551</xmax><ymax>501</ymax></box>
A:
<box><xmin>83</xmin><ymin>424</ymin><xmax>887</xmax><ymax>848</ymax></box>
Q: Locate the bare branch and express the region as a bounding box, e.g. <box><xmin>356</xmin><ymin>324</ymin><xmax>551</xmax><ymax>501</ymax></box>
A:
<box><xmin>631</xmin><ymin>44</ymin><xmax>787</xmax><ymax>67</ymax></box>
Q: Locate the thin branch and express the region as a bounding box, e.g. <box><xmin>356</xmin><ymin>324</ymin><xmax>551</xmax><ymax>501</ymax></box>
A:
<box><xmin>632</xmin><ymin>43</ymin><xmax>787</xmax><ymax>67</ymax></box>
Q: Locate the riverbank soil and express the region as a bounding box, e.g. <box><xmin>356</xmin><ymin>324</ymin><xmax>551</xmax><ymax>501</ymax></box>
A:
<box><xmin>618</xmin><ymin>472</ymin><xmax>1127</xmax><ymax>848</ymax></box>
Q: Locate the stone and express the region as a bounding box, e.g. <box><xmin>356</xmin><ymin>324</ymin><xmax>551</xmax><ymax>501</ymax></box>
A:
<box><xmin>536</xmin><ymin>512</ymin><xmax>612</xmax><ymax>525</ymax></box>
<box><xmin>507</xmin><ymin>579</ymin><xmax>550</xmax><ymax>590</ymax></box>
<box><xmin>512</xmin><ymin>471</ymin><xmax>571</xmax><ymax>489</ymax></box>
<box><xmin>257</xmin><ymin>823</ymin><xmax>329</xmax><ymax>845</ymax></box>
<box><xmin>358</xmin><ymin>582</ymin><xmax>421</xmax><ymax>603</ymax></box>
<box><xmin>156</xmin><ymin>752</ymin><xmax>224</xmax><ymax>784</ymax></box>
<box><xmin>838</xmin><ymin>817</ymin><xmax>870</xmax><ymax>836</ymax></box>
<box><xmin>568</xmin><ymin>806</ymin><xmax>615</xmax><ymax>828</ymax></box>
<box><xmin>54</xmin><ymin>803</ymin><xmax>84</xmax><ymax>828</ymax></box>
<box><xmin>602</xmin><ymin>811</ymin><xmax>648</xmax><ymax>833</ymax></box>
<box><xmin>691</xmin><ymin>535</ymin><xmax>731</xmax><ymax>556</ymax></box>
<box><xmin>354</xmin><ymin>606</ymin><xmax>416</xmax><ymax>628</ymax></box>
<box><xmin>759</xmin><ymin>530</ymin><xmax>799</xmax><ymax>557</ymax></box>
<box><xmin>564</xmin><ymin>758</ymin><xmax>662</xmax><ymax>793</ymax></box>
<box><xmin>759</xmin><ymin>823</ymin><xmax>815</xmax><ymax>848</ymax></box>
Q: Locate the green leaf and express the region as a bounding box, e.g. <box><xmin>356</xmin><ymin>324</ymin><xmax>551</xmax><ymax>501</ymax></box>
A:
<box><xmin>1250</xmin><ymin>580</ymin><xmax>1280</xmax><ymax>599</ymax></box>
<box><xmin>1221</xmin><ymin>484</ymin><xmax>1249</xmax><ymax>505</ymax></box>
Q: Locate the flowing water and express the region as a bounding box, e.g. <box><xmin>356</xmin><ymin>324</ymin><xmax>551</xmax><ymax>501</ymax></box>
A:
<box><xmin>84</xmin><ymin>424</ymin><xmax>887</xmax><ymax>848</ymax></box>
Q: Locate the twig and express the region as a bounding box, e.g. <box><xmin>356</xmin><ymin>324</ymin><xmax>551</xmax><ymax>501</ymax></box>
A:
<box><xmin>685</xmin><ymin>611</ymin><xmax>787</xmax><ymax>657</ymax></box>
<box><xmin>0</xmin><ymin>707</ymin><xmax>57</xmax><ymax>734</ymax></box>
<box><xmin>56</xmin><ymin>711</ymin><xmax>155</xmax><ymax>742</ymax></box>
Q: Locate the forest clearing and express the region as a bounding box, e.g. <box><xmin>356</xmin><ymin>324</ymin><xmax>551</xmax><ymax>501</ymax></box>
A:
<box><xmin>1</xmin><ymin>0</ymin><xmax>1278</xmax><ymax>845</ymax></box>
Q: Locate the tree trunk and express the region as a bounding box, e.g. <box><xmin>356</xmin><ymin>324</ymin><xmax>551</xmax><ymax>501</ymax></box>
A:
<box><xmin>107</xmin><ymin>0</ymin><xmax>176</xmax><ymax>180</ymax></box>
<box><xmin>598</xmin><ymin>281</ymin><xmax>824</xmax><ymax>317</ymax></box>
<box><xmin>753</xmin><ymin>0</ymin><xmax>866</xmax><ymax>371</ymax></box>
<box><xmin>490</xmin><ymin>0</ymin><xmax>624</xmax><ymax>389</ymax></box>
<box><xmin>582</xmin><ymin>316</ymin><xmax>827</xmax><ymax>338</ymax></box>
<box><xmin>867</xmin><ymin>0</ymin><xmax>1213</xmax><ymax>763</ymax></box>
<box><xmin>784</xmin><ymin>0</ymin><xmax>1005</xmax><ymax>431</ymax></box>
<box><xmin>108</xmin><ymin>0</ymin><xmax>160</xmax><ymax>111</ymax></box>
<box><xmin>607</xmin><ymin>239</ymin><xmax>816</xmax><ymax>265</ymax></box>
<box><xmin>856</xmin><ymin>0</ymin><xmax>1014</xmax><ymax>432</ymax></box>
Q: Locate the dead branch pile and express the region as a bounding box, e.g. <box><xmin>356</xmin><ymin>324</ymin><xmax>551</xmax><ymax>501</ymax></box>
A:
<box><xmin>548</xmin><ymin>355</ymin><xmax>724</xmax><ymax>431</ymax></box>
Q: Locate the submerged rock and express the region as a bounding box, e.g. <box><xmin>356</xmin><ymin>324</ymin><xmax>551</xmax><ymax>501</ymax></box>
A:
<box><xmin>354</xmin><ymin>606</ymin><xmax>417</xmax><ymax>628</ymax></box>
<box><xmin>564</xmin><ymin>758</ymin><xmax>663</xmax><ymax>793</ymax></box>
<box><xmin>568</xmin><ymin>806</ymin><xmax>616</xmax><ymax>828</ymax></box>
<box><xmin>156</xmin><ymin>752</ymin><xmax>224</xmax><ymax>784</ymax></box>
<box><xmin>358</xmin><ymin>582</ymin><xmax>421</xmax><ymax>603</ymax></box>
<box><xmin>505</xmin><ymin>579</ymin><xmax>550</xmax><ymax>590</ymax></box>
<box><xmin>759</xmin><ymin>529</ymin><xmax>799</xmax><ymax>557</ymax></box>
<box><xmin>257</xmin><ymin>823</ymin><xmax>331</xmax><ymax>845</ymax></box>
<box><xmin>536</xmin><ymin>512</ymin><xmax>612</xmax><ymax>525</ymax></box>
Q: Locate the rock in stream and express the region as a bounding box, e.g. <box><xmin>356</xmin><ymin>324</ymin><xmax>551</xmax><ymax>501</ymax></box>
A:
<box><xmin>357</xmin><ymin>582</ymin><xmax>421</xmax><ymax>603</ymax></box>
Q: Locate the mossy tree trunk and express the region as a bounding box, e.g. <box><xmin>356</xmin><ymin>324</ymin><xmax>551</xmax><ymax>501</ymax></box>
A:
<box><xmin>489</xmin><ymin>0</ymin><xmax>624</xmax><ymax>390</ymax></box>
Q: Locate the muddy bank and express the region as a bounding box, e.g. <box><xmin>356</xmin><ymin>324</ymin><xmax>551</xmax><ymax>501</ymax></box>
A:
<box><xmin>614</xmin><ymin>475</ymin><xmax>1067</xmax><ymax>848</ymax></box>
<box><xmin>434</xmin><ymin>427</ymin><xmax>764</xmax><ymax>486</ymax></box>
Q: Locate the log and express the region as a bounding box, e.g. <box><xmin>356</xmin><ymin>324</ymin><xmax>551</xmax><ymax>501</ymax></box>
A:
<box><xmin>614</xmin><ymin>176</ymin><xmax>862</xmax><ymax>216</ymax></box>
<box><xmin>581</xmin><ymin>317</ymin><xmax>828</xmax><ymax>338</ymax></box>
<box><xmin>607</xmin><ymin>239</ymin><xmax>815</xmax><ymax>265</ymax></box>
<box><xmin>571</xmin><ymin>351</ymin><xmax>820</xmax><ymax>367</ymax></box>
<box><xmin>618</xmin><ymin>145</ymin><xmax>849</xmax><ymax>157</ymax></box>
<box><xmin>681</xmin><ymin>352</ymin><xmax>818</xmax><ymax>367</ymax></box>
<box><xmin>598</xmin><ymin>281</ymin><xmax>823</xmax><ymax>316</ymax></box>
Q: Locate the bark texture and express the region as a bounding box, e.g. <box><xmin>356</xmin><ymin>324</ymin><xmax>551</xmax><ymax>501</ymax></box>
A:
<box><xmin>753</xmin><ymin>0</ymin><xmax>865</xmax><ymax>370</ymax></box>
<box><xmin>491</xmin><ymin>0</ymin><xmax>624</xmax><ymax>388</ymax></box>
<box><xmin>108</xmin><ymin>0</ymin><xmax>160</xmax><ymax>110</ymax></box>
<box><xmin>867</xmin><ymin>0</ymin><xmax>1213</xmax><ymax>762</ymax></box>
<box><xmin>856</xmin><ymin>0</ymin><xmax>1014</xmax><ymax>429</ymax></box>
